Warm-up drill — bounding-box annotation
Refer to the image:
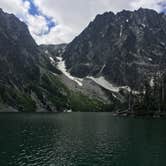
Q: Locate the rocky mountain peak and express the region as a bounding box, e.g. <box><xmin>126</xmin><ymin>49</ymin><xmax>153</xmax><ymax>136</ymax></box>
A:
<box><xmin>0</xmin><ymin>9</ymin><xmax>72</xmax><ymax>112</ymax></box>
<box><xmin>0</xmin><ymin>8</ymin><xmax>37</xmax><ymax>49</ymax></box>
<box><xmin>0</xmin><ymin>9</ymin><xmax>40</xmax><ymax>87</ymax></box>
<box><xmin>63</xmin><ymin>8</ymin><xmax>166</xmax><ymax>89</ymax></box>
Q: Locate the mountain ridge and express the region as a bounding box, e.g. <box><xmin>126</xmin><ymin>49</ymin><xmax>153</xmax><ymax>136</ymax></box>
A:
<box><xmin>0</xmin><ymin>8</ymin><xmax>109</xmax><ymax>112</ymax></box>
<box><xmin>0</xmin><ymin>8</ymin><xmax>166</xmax><ymax>113</ymax></box>
<box><xmin>63</xmin><ymin>8</ymin><xmax>166</xmax><ymax>89</ymax></box>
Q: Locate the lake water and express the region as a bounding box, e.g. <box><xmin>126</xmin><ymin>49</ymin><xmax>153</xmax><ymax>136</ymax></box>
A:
<box><xmin>0</xmin><ymin>113</ymin><xmax>166</xmax><ymax>166</ymax></box>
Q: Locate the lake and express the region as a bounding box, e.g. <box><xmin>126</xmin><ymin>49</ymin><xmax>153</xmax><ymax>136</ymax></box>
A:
<box><xmin>0</xmin><ymin>113</ymin><xmax>166</xmax><ymax>166</ymax></box>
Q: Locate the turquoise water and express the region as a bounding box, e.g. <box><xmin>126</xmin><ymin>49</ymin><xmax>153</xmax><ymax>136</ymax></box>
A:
<box><xmin>0</xmin><ymin>113</ymin><xmax>166</xmax><ymax>166</ymax></box>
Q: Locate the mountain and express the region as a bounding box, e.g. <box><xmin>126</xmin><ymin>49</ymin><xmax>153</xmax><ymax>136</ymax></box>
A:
<box><xmin>0</xmin><ymin>9</ymin><xmax>39</xmax><ymax>85</ymax></box>
<box><xmin>63</xmin><ymin>8</ymin><xmax>166</xmax><ymax>89</ymax></box>
<box><xmin>1</xmin><ymin>8</ymin><xmax>166</xmax><ymax>114</ymax></box>
<box><xmin>36</xmin><ymin>8</ymin><xmax>166</xmax><ymax>114</ymax></box>
<box><xmin>0</xmin><ymin>9</ymin><xmax>43</xmax><ymax>112</ymax></box>
<box><xmin>0</xmin><ymin>9</ymin><xmax>108</xmax><ymax>112</ymax></box>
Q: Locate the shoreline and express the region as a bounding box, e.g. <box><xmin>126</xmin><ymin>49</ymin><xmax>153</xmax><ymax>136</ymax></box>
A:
<box><xmin>113</xmin><ymin>110</ymin><xmax>166</xmax><ymax>118</ymax></box>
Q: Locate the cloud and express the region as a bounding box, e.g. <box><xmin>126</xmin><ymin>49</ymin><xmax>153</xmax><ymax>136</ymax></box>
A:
<box><xmin>131</xmin><ymin>0</ymin><xmax>166</xmax><ymax>12</ymax></box>
<box><xmin>34</xmin><ymin>24</ymin><xmax>75</xmax><ymax>44</ymax></box>
<box><xmin>32</xmin><ymin>0</ymin><xmax>134</xmax><ymax>44</ymax></box>
<box><xmin>26</xmin><ymin>14</ymin><xmax>49</xmax><ymax>36</ymax></box>
<box><xmin>0</xmin><ymin>0</ymin><xmax>54</xmax><ymax>42</ymax></box>
<box><xmin>32</xmin><ymin>0</ymin><xmax>166</xmax><ymax>44</ymax></box>
<box><xmin>0</xmin><ymin>0</ymin><xmax>166</xmax><ymax>45</ymax></box>
<box><xmin>0</xmin><ymin>0</ymin><xmax>28</xmax><ymax>16</ymax></box>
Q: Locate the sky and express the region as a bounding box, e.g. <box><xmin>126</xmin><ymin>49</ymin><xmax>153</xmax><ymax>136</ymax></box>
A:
<box><xmin>0</xmin><ymin>0</ymin><xmax>166</xmax><ymax>45</ymax></box>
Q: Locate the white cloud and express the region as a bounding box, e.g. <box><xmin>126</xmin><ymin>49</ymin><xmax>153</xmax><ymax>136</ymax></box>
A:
<box><xmin>131</xmin><ymin>0</ymin><xmax>166</xmax><ymax>12</ymax></box>
<box><xmin>31</xmin><ymin>0</ymin><xmax>166</xmax><ymax>44</ymax></box>
<box><xmin>33</xmin><ymin>0</ymin><xmax>134</xmax><ymax>44</ymax></box>
<box><xmin>0</xmin><ymin>0</ymin><xmax>165</xmax><ymax>45</ymax></box>
<box><xmin>0</xmin><ymin>0</ymin><xmax>49</xmax><ymax>43</ymax></box>
<box><xmin>0</xmin><ymin>0</ymin><xmax>28</xmax><ymax>16</ymax></box>
<box><xmin>33</xmin><ymin>24</ymin><xmax>75</xmax><ymax>44</ymax></box>
<box><xmin>26</xmin><ymin>14</ymin><xmax>49</xmax><ymax>36</ymax></box>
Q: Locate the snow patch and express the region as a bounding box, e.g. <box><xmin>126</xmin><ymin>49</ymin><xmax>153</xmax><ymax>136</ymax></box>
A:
<box><xmin>148</xmin><ymin>58</ymin><xmax>152</xmax><ymax>62</ymax></box>
<box><xmin>150</xmin><ymin>77</ymin><xmax>154</xmax><ymax>87</ymax></box>
<box><xmin>56</xmin><ymin>56</ymin><xmax>83</xmax><ymax>86</ymax></box>
<box><xmin>120</xmin><ymin>25</ymin><xmax>123</xmax><ymax>37</ymax></box>
<box><xmin>160</xmin><ymin>42</ymin><xmax>165</xmax><ymax>47</ymax></box>
<box><xmin>49</xmin><ymin>57</ymin><xmax>55</xmax><ymax>64</ymax></box>
<box><xmin>87</xmin><ymin>76</ymin><xmax>139</xmax><ymax>95</ymax></box>
<box><xmin>112</xmin><ymin>93</ymin><xmax>118</xmax><ymax>99</ymax></box>
<box><xmin>126</xmin><ymin>19</ymin><xmax>129</xmax><ymax>23</ymax></box>
<box><xmin>87</xmin><ymin>76</ymin><xmax>120</xmax><ymax>92</ymax></box>
<box><xmin>45</xmin><ymin>50</ymin><xmax>49</xmax><ymax>54</ymax></box>
<box><xmin>64</xmin><ymin>109</ymin><xmax>72</xmax><ymax>113</ymax></box>
<box><xmin>100</xmin><ymin>32</ymin><xmax>105</xmax><ymax>38</ymax></box>
<box><xmin>99</xmin><ymin>64</ymin><xmax>106</xmax><ymax>74</ymax></box>
<box><xmin>141</xmin><ymin>24</ymin><xmax>146</xmax><ymax>28</ymax></box>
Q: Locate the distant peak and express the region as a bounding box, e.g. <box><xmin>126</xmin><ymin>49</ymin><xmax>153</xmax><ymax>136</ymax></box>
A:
<box><xmin>138</xmin><ymin>7</ymin><xmax>144</xmax><ymax>11</ymax></box>
<box><xmin>136</xmin><ymin>7</ymin><xmax>158</xmax><ymax>13</ymax></box>
<box><xmin>0</xmin><ymin>8</ymin><xmax>3</xmax><ymax>14</ymax></box>
<box><xmin>95</xmin><ymin>11</ymin><xmax>115</xmax><ymax>18</ymax></box>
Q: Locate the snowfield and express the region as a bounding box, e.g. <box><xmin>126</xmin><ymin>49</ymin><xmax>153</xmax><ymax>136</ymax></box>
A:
<box><xmin>86</xmin><ymin>76</ymin><xmax>138</xmax><ymax>94</ymax></box>
<box><xmin>150</xmin><ymin>77</ymin><xmax>154</xmax><ymax>87</ymax></box>
<box><xmin>87</xmin><ymin>76</ymin><xmax>121</xmax><ymax>92</ymax></box>
<box><xmin>49</xmin><ymin>57</ymin><xmax>55</xmax><ymax>64</ymax></box>
<box><xmin>56</xmin><ymin>56</ymin><xmax>83</xmax><ymax>86</ymax></box>
<box><xmin>49</xmin><ymin>55</ymin><xmax>140</xmax><ymax>94</ymax></box>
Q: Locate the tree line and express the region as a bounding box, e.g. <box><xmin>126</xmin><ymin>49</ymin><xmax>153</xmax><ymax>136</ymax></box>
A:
<box><xmin>128</xmin><ymin>71</ymin><xmax>166</xmax><ymax>114</ymax></box>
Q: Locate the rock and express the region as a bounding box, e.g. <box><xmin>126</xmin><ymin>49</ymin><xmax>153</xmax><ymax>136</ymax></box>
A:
<box><xmin>63</xmin><ymin>8</ymin><xmax>166</xmax><ymax>90</ymax></box>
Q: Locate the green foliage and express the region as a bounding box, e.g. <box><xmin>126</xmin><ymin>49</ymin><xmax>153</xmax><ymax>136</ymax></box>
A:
<box><xmin>46</xmin><ymin>61</ymin><xmax>62</xmax><ymax>75</ymax></box>
<box><xmin>0</xmin><ymin>86</ymin><xmax>36</xmax><ymax>112</ymax></box>
<box><xmin>40</xmin><ymin>73</ymin><xmax>70</xmax><ymax>111</ymax></box>
<box><xmin>0</xmin><ymin>72</ymin><xmax>111</xmax><ymax>112</ymax></box>
<box><xmin>15</xmin><ymin>92</ymin><xmax>36</xmax><ymax>112</ymax></box>
<box><xmin>69</xmin><ymin>92</ymin><xmax>104</xmax><ymax>112</ymax></box>
<box><xmin>123</xmin><ymin>72</ymin><xmax>166</xmax><ymax>115</ymax></box>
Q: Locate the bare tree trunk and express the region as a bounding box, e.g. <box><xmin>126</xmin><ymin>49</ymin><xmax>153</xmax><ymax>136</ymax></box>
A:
<box><xmin>128</xmin><ymin>91</ymin><xmax>131</xmax><ymax>112</ymax></box>
<box><xmin>162</xmin><ymin>78</ymin><xmax>164</xmax><ymax>103</ymax></box>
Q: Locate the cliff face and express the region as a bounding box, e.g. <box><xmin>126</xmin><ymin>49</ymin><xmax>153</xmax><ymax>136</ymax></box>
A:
<box><xmin>1</xmin><ymin>7</ymin><xmax>166</xmax><ymax>113</ymax></box>
<box><xmin>0</xmin><ymin>9</ymin><xmax>40</xmax><ymax>86</ymax></box>
<box><xmin>63</xmin><ymin>8</ymin><xmax>166</xmax><ymax>89</ymax></box>
<box><xmin>0</xmin><ymin>9</ymin><xmax>70</xmax><ymax>112</ymax></box>
<box><xmin>0</xmin><ymin>9</ymin><xmax>107</xmax><ymax>112</ymax></box>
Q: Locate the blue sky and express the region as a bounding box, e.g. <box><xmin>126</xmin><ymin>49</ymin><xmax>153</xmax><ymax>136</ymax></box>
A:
<box><xmin>0</xmin><ymin>0</ymin><xmax>166</xmax><ymax>44</ymax></box>
<box><xmin>160</xmin><ymin>2</ymin><xmax>166</xmax><ymax>13</ymax></box>
<box><xmin>23</xmin><ymin>0</ymin><xmax>55</xmax><ymax>35</ymax></box>
<box><xmin>24</xmin><ymin>0</ymin><xmax>166</xmax><ymax>40</ymax></box>
<box><xmin>26</xmin><ymin>0</ymin><xmax>39</xmax><ymax>15</ymax></box>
